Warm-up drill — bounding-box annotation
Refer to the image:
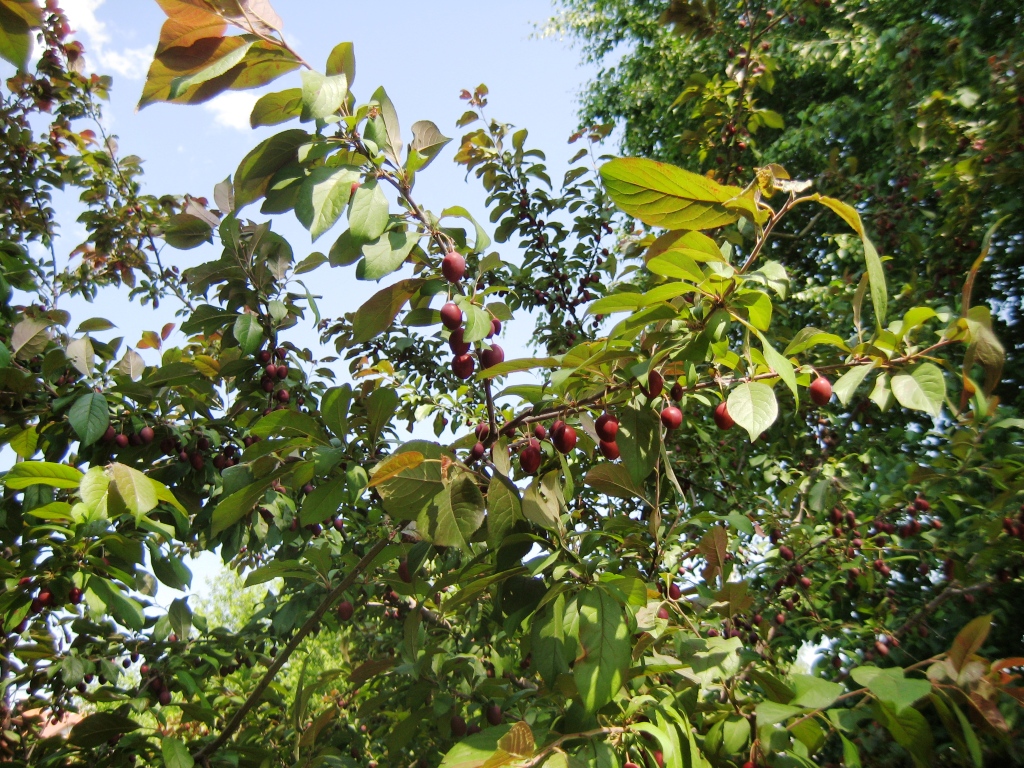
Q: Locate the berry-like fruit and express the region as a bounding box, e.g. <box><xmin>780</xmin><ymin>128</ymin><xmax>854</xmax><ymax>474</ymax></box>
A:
<box><xmin>657</xmin><ymin>606</ymin><xmax>670</xmax><ymax>620</ymax></box>
<box><xmin>103</xmin><ymin>425</ymin><xmax>117</xmax><ymax>442</ymax></box>
<box><xmin>485</xmin><ymin>705</ymin><xmax>503</xmax><ymax>726</ymax></box>
<box><xmin>660</xmin><ymin>406</ymin><xmax>683</xmax><ymax>430</ymax></box>
<box><xmin>809</xmin><ymin>375</ymin><xmax>833</xmax><ymax>406</ymax></box>
<box><xmin>775</xmin><ymin>612</ymin><xmax>786</xmax><ymax>625</ymax></box>
<box><xmin>671</xmin><ymin>382</ymin><xmax>684</xmax><ymax>401</ymax></box>
<box><xmin>440</xmin><ymin>302</ymin><xmax>463</xmax><ymax>330</ymax></box>
<box><xmin>480</xmin><ymin>344</ymin><xmax>504</xmax><ymax>369</ymax></box>
<box><xmin>257</xmin><ymin>350</ymin><xmax>272</xmax><ymax>365</ymax></box>
<box><xmin>648</xmin><ymin>369</ymin><xmax>664</xmax><ymax>398</ymax></box>
<box><xmin>275</xmin><ymin>347</ymin><xmax>287</xmax><ymax>360</ymax></box>
<box><xmin>449</xmin><ymin>328</ymin><xmax>469</xmax><ymax>355</ymax></box>
<box><xmin>595</xmin><ymin>413</ymin><xmax>618</xmax><ymax>442</ymax></box>
<box><xmin>452</xmin><ymin>354</ymin><xmax>475</xmax><ymax>380</ymax></box>
<box><xmin>139</xmin><ymin>426</ymin><xmax>155</xmax><ymax>444</ymax></box>
<box><xmin>553</xmin><ymin>425</ymin><xmax>577</xmax><ymax>453</ymax></box>
<box><xmin>441</xmin><ymin>251</ymin><xmax>466</xmax><ymax>282</ymax></box>
<box><xmin>276</xmin><ymin>389</ymin><xmax>290</xmax><ymax>403</ymax></box>
<box><xmin>533</xmin><ymin>424</ymin><xmax>547</xmax><ymax>440</ymax></box>
<box><xmin>475</xmin><ymin>422</ymin><xmax>490</xmax><ymax>441</ymax></box>
<box><xmin>470</xmin><ymin>442</ymin><xmax>486</xmax><ymax>461</ymax></box>
<box><xmin>779</xmin><ymin>545</ymin><xmax>794</xmax><ymax>561</ymax></box>
<box><xmin>490</xmin><ymin>318</ymin><xmax>502</xmax><ymax>336</ymax></box>
<box><xmin>551</xmin><ymin>420</ymin><xmax>566</xmax><ymax>439</ymax></box>
<box><xmin>668</xmin><ymin>583</ymin><xmax>681</xmax><ymax>600</ymax></box>
<box><xmin>398</xmin><ymin>560</ymin><xmax>413</xmax><ymax>583</ymax></box>
<box><xmin>450</xmin><ymin>714</ymin><xmax>467</xmax><ymax>738</ymax></box>
<box><xmin>68</xmin><ymin>587</ymin><xmax>83</xmax><ymax>605</ymax></box>
<box><xmin>599</xmin><ymin>440</ymin><xmax>619</xmax><ymax>460</ymax></box>
<box><xmin>190</xmin><ymin>453</ymin><xmax>204</xmax><ymax>471</ymax></box>
<box><xmin>275</xmin><ymin>364</ymin><xmax>288</xmax><ymax>379</ymax></box>
<box><xmin>158</xmin><ymin>690</ymin><xmax>172</xmax><ymax>706</ymax></box>
<box><xmin>333</xmin><ymin>517</ymin><xmax>344</xmax><ymax>532</ymax></box>
<box><xmin>265</xmin><ymin>363</ymin><xmax>278</xmax><ymax>379</ymax></box>
<box><xmin>115</xmin><ymin>433</ymin><xmax>129</xmax><ymax>448</ymax></box>
<box><xmin>520</xmin><ymin>445</ymin><xmax>542</xmax><ymax>474</ymax></box>
<box><xmin>713</xmin><ymin>401</ymin><xmax>734</xmax><ymax>430</ymax></box>
<box><xmin>337</xmin><ymin>601</ymin><xmax>354</xmax><ymax>621</ymax></box>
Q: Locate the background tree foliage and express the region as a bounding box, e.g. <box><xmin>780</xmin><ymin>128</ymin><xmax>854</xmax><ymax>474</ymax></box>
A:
<box><xmin>549</xmin><ymin>0</ymin><xmax>1024</xmax><ymax>403</ymax></box>
<box><xmin>0</xmin><ymin>2</ymin><xmax>1022</xmax><ymax>768</ymax></box>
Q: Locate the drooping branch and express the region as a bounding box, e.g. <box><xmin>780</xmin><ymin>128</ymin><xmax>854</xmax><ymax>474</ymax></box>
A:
<box><xmin>191</xmin><ymin>536</ymin><xmax>392</xmax><ymax>760</ymax></box>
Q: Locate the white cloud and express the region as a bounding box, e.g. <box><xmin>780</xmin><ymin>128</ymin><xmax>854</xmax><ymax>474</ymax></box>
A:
<box><xmin>62</xmin><ymin>0</ymin><xmax>153</xmax><ymax>80</ymax></box>
<box><xmin>203</xmin><ymin>91</ymin><xmax>259</xmax><ymax>132</ymax></box>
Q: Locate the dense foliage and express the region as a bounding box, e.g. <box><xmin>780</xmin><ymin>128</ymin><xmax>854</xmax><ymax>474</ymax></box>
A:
<box><xmin>0</xmin><ymin>3</ymin><xmax>1021</xmax><ymax>768</ymax></box>
<box><xmin>550</xmin><ymin>0</ymin><xmax>1024</xmax><ymax>404</ymax></box>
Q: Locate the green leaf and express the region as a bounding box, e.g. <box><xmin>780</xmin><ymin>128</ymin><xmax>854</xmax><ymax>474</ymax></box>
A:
<box><xmin>162</xmin><ymin>212</ymin><xmax>214</xmax><ymax>249</ymax></box>
<box><xmin>68</xmin><ymin>392</ymin><xmax>109</xmax><ymax>446</ymax></box>
<box><xmin>600</xmin><ymin>157</ymin><xmax>742</xmax><ymax>230</ymax></box>
<box><xmin>249</xmin><ymin>409</ymin><xmax>330</xmax><ymax>444</ymax></box>
<box><xmin>326</xmin><ymin>41</ymin><xmax>355</xmax><ymax>82</ymax></box>
<box><xmin>162</xmin><ymin>737</ymin><xmax>195</xmax><ymax>768</ymax></box>
<box><xmin>88</xmin><ymin>577</ymin><xmax>145</xmax><ymax>630</ymax></box>
<box><xmin>321</xmin><ymin>385</ymin><xmax>352</xmax><ymax>437</ymax></box>
<box><xmin>232</xmin><ymin>313</ymin><xmax>263</xmax><ymax>355</ymax></box>
<box><xmin>573</xmin><ymin>587</ymin><xmax>631</xmax><ymax>712</ymax></box>
<box><xmin>296</xmin><ymin>165</ymin><xmax>362</xmax><ymax>241</ymax></box>
<box><xmin>647</xmin><ymin>251</ymin><xmax>705</xmax><ymax>283</ymax></box>
<box><xmin>784</xmin><ymin>327</ymin><xmax>848</xmax><ymax>356</ymax></box>
<box><xmin>521</xmin><ymin>472</ymin><xmax>563</xmax><ymax>531</ymax></box>
<box><xmin>727</xmin><ymin>381</ymin><xmax>778</xmax><ymax>441</ymax></box>
<box><xmin>531</xmin><ymin>593</ymin><xmax>570</xmax><ymax>686</ymax></box>
<box><xmin>234</xmin><ymin>129</ymin><xmax>308</xmax><ymax>210</ymax></box>
<box><xmin>616</xmin><ymin>404</ymin><xmax>660</xmax><ymax>486</ymax></box>
<box><xmin>408</xmin><ymin>120</ymin><xmax>452</xmax><ymax>173</ymax></box>
<box><xmin>352</xmin><ymin>279</ymin><xmax>424</xmax><ymax>343</ymax></box>
<box><xmin>10</xmin><ymin>425</ymin><xmax>37</xmax><ymax>459</ymax></box>
<box><xmin>169</xmin><ymin>596</ymin><xmax>192</xmax><ymax>640</ymax></box>
<box><xmin>69</xmin><ymin>712</ymin><xmax>140</xmax><ymax>749</ymax></box>
<box><xmin>348</xmin><ymin>179</ymin><xmax>389</xmax><ymax>242</ymax></box>
<box><xmin>77</xmin><ymin>317</ymin><xmax>116</xmax><ymax>333</ymax></box>
<box><xmin>0</xmin><ymin>0</ymin><xmax>41</xmax><ymax>70</ymax></box>
<box><xmin>817</xmin><ymin>196</ymin><xmax>887</xmax><ymax>327</ymax></box>
<box><xmin>358</xmin><ymin>228</ymin><xmax>418</xmax><ymax>280</ymax></box>
<box><xmin>3</xmin><ymin>461</ymin><xmax>83</xmax><ymax>490</ymax></box>
<box><xmin>790</xmin><ymin>674</ymin><xmax>844</xmax><ymax>709</ymax></box>
<box><xmin>376</xmin><ymin>441</ymin><xmax>446</xmax><ymax>520</ymax></box>
<box><xmin>891</xmin><ymin>363</ymin><xmax>945</xmax><ymax>417</ymax></box>
<box><xmin>875</xmin><ymin>702</ymin><xmax>933</xmax><ymax>767</ymax></box>
<box><xmin>755</xmin><ymin>701</ymin><xmax>805</xmax><ymax>727</ymax></box>
<box><xmin>250</xmin><ymin>87</ymin><xmax>302</xmax><ymax>127</ymax></box>
<box><xmin>109</xmin><ymin>463</ymin><xmax>159</xmax><ymax>517</ymax></box>
<box><xmin>210</xmin><ymin>465</ymin><xmax>289</xmax><ymax>536</ymax></box>
<box><xmin>833</xmin><ymin>363</ymin><xmax>875</xmax><ymax>406</ymax></box>
<box><xmin>486</xmin><ymin>473</ymin><xmax>521</xmax><ymax>550</ymax></box>
<box><xmin>366</xmin><ymin>386</ymin><xmax>399</xmax><ymax>445</ymax></box>
<box><xmin>298</xmin><ymin>474</ymin><xmax>347</xmax><ymax>526</ymax></box>
<box><xmin>418</xmin><ymin>474</ymin><xmax>485</xmax><ymax>551</ymax></box>
<box><xmin>949</xmin><ymin>614</ymin><xmax>992</xmax><ymax>672</ymax></box>
<box><xmin>300</xmin><ymin>70</ymin><xmax>348</xmax><ymax>121</ymax></box>
<box><xmin>840</xmin><ymin>735</ymin><xmax>862</xmax><ymax>768</ymax></box>
<box><xmin>757</xmin><ymin>332</ymin><xmax>798</xmax><ymax>402</ymax></box>
<box><xmin>585</xmin><ymin>463</ymin><xmax>648</xmax><ymax>504</ymax></box>
<box><xmin>850</xmin><ymin>666</ymin><xmax>932</xmax><ymax>714</ymax></box>
<box><xmin>168</xmin><ymin>38</ymin><xmax>256</xmax><ymax>99</ymax></box>
<box><xmin>439</xmin><ymin>725</ymin><xmax>513</xmax><ymax>768</ymax></box>
<box><xmin>369</xmin><ymin>86</ymin><xmax>403</xmax><ymax>163</ymax></box>
<box><xmin>587</xmin><ymin>293</ymin><xmax>642</xmax><ymax>315</ymax></box>
<box><xmin>440</xmin><ymin>206</ymin><xmax>491</xmax><ymax>252</ymax></box>
<box><xmin>461</xmin><ymin>302</ymin><xmax>493</xmax><ymax>344</ymax></box>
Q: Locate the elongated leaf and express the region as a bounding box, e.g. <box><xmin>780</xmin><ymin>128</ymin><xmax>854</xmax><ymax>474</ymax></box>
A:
<box><xmin>298</xmin><ymin>474</ymin><xmax>347</xmax><ymax>525</ymax></box>
<box><xmin>162</xmin><ymin>737</ymin><xmax>195</xmax><ymax>768</ymax></box>
<box><xmin>727</xmin><ymin>381</ymin><xmax>778</xmax><ymax>441</ymax></box>
<box><xmin>376</xmin><ymin>441</ymin><xmax>446</xmax><ymax>520</ymax></box>
<box><xmin>250</xmin><ymin>87</ymin><xmax>301</xmax><ymax>127</ymax></box>
<box><xmin>68</xmin><ymin>392</ymin><xmax>110</xmax><ymax>446</ymax></box>
<box><xmin>833</xmin><ymin>363</ymin><xmax>874</xmax><ymax>406</ymax></box>
<box><xmin>348</xmin><ymin>179</ymin><xmax>389</xmax><ymax>242</ymax></box>
<box><xmin>3</xmin><ymin>461</ymin><xmax>84</xmax><ymax>490</ymax></box>
<box><xmin>326</xmin><ymin>41</ymin><xmax>355</xmax><ymax>81</ymax></box>
<box><xmin>949</xmin><ymin>614</ymin><xmax>992</xmax><ymax>672</ymax></box>
<box><xmin>0</xmin><ymin>0</ymin><xmax>41</xmax><ymax>69</ymax></box>
<box><xmin>110</xmin><ymin>463</ymin><xmax>159</xmax><ymax>517</ymax></box>
<box><xmin>232</xmin><ymin>313</ymin><xmax>263</xmax><ymax>355</ymax></box>
<box><xmin>352</xmin><ymin>278</ymin><xmax>424</xmax><ymax>343</ymax></box>
<box><xmin>891</xmin><ymin>363</ymin><xmax>945</xmax><ymax>417</ymax></box>
<box><xmin>617</xmin><ymin>404</ymin><xmax>660</xmax><ymax>486</ymax></box>
<box><xmin>69</xmin><ymin>712</ymin><xmax>140</xmax><ymax>749</ymax></box>
<box><xmin>585</xmin><ymin>463</ymin><xmax>647</xmax><ymax>503</ymax></box>
<box><xmin>574</xmin><ymin>587</ymin><xmax>631</xmax><ymax>712</ymax></box>
<box><xmin>601</xmin><ymin>157</ymin><xmax>742</xmax><ymax>230</ymax></box>
<box><xmin>296</xmin><ymin>165</ymin><xmax>361</xmax><ymax>241</ymax></box>
<box><xmin>358</xmin><ymin>228</ymin><xmax>418</xmax><ymax>280</ymax></box>
<box><xmin>486</xmin><ymin>473</ymin><xmax>521</xmax><ymax>549</ymax></box>
<box><xmin>300</xmin><ymin>70</ymin><xmax>347</xmax><ymax>121</ymax></box>
<box><xmin>817</xmin><ymin>196</ymin><xmax>887</xmax><ymax>327</ymax></box>
<box><xmin>418</xmin><ymin>474</ymin><xmax>485</xmax><ymax>551</ymax></box>
<box><xmin>234</xmin><ymin>129</ymin><xmax>308</xmax><ymax>209</ymax></box>
<box><xmin>369</xmin><ymin>452</ymin><xmax>425</xmax><ymax>488</ymax></box>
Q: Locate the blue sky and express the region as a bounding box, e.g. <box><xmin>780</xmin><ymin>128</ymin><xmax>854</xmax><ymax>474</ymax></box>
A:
<box><xmin>46</xmin><ymin>0</ymin><xmax>602</xmax><ymax>605</ymax></box>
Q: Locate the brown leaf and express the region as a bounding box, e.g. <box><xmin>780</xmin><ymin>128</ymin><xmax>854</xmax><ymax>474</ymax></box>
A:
<box><xmin>154</xmin><ymin>0</ymin><xmax>226</xmax><ymax>53</ymax></box>
<box><xmin>698</xmin><ymin>525</ymin><xmax>729</xmax><ymax>586</ymax></box>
